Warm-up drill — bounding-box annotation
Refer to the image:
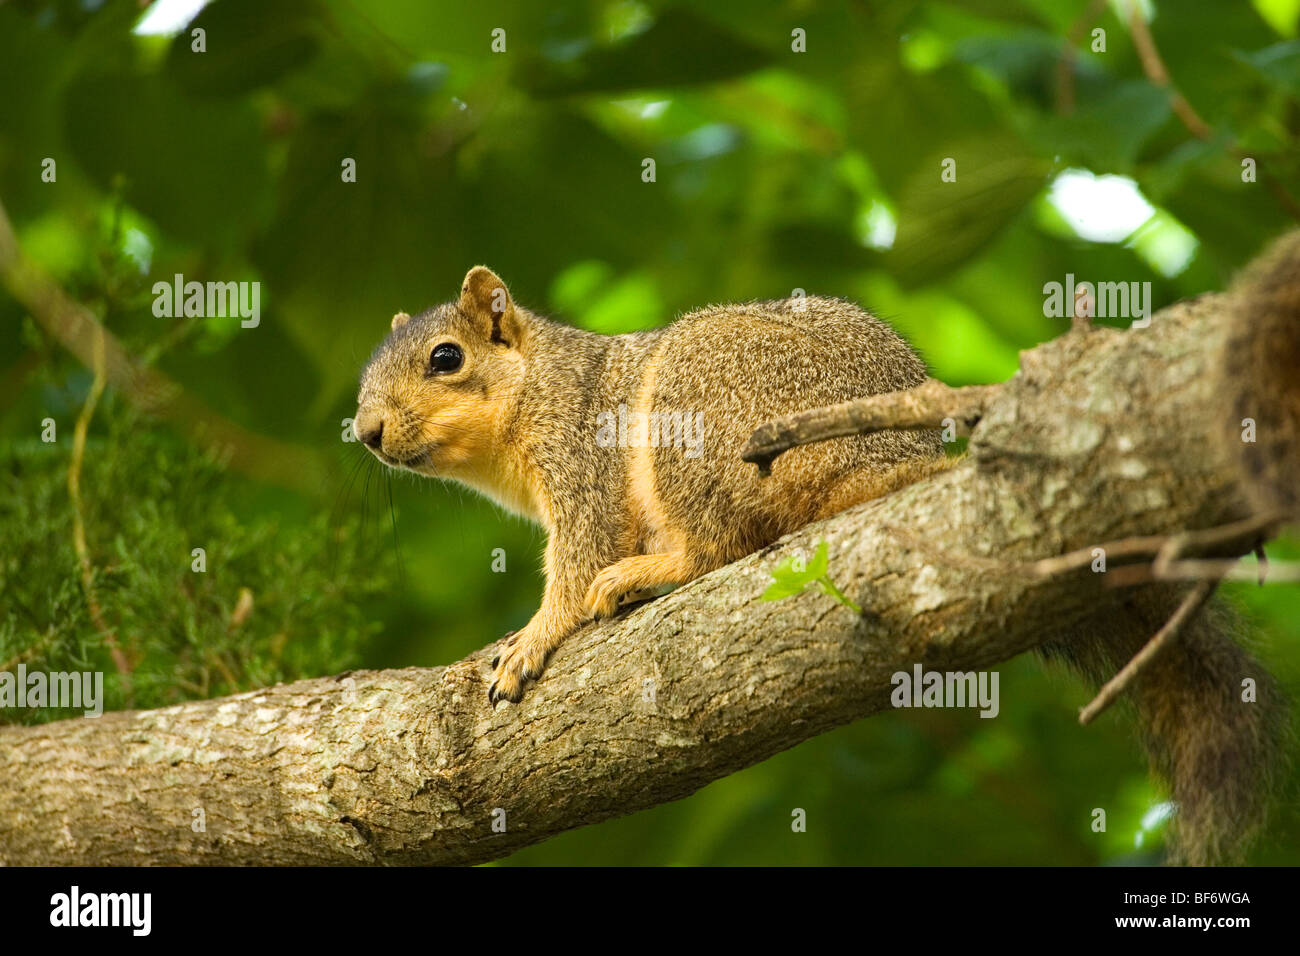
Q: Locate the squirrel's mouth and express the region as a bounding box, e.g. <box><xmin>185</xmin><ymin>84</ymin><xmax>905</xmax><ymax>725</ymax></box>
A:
<box><xmin>376</xmin><ymin>448</ymin><xmax>433</xmax><ymax>471</ymax></box>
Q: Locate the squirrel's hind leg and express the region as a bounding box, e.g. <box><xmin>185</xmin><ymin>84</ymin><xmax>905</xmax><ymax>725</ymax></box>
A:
<box><xmin>814</xmin><ymin>455</ymin><xmax>958</xmax><ymax>521</ymax></box>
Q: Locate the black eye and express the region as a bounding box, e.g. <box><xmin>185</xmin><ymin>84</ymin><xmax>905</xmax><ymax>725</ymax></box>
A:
<box><xmin>429</xmin><ymin>343</ymin><xmax>463</xmax><ymax>373</ymax></box>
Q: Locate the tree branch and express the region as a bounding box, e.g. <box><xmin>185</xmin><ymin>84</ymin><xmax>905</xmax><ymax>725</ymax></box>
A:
<box><xmin>0</xmin><ymin>286</ymin><xmax>1274</xmax><ymax>866</ymax></box>
<box><xmin>741</xmin><ymin>379</ymin><xmax>1001</xmax><ymax>475</ymax></box>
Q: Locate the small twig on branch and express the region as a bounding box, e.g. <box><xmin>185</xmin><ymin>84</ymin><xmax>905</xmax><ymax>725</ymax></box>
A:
<box><xmin>1071</xmin><ymin>286</ymin><xmax>1094</xmax><ymax>332</ymax></box>
<box><xmin>1078</xmin><ymin>577</ymin><xmax>1219</xmax><ymax>725</ymax></box>
<box><xmin>882</xmin><ymin>512</ymin><xmax>1288</xmax><ymax>584</ymax></box>
<box><xmin>1056</xmin><ymin>0</ymin><xmax>1108</xmax><ymax>114</ymax></box>
<box><xmin>1022</xmin><ymin>512</ymin><xmax>1287</xmax><ymax>580</ymax></box>
<box><xmin>742</xmin><ymin>379</ymin><xmax>1001</xmax><ymax>475</ymax></box>
<box><xmin>1127</xmin><ymin>5</ymin><xmax>1213</xmax><ymax>141</ymax></box>
<box><xmin>1107</xmin><ymin>557</ymin><xmax>1300</xmax><ymax>586</ymax></box>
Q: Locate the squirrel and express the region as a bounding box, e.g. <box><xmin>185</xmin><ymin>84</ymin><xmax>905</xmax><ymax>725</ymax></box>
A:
<box><xmin>354</xmin><ymin>267</ymin><xmax>953</xmax><ymax>704</ymax></box>
<box><xmin>356</xmin><ymin>262</ymin><xmax>1290</xmax><ymax>865</ymax></box>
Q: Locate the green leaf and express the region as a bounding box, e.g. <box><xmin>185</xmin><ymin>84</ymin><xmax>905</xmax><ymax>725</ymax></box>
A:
<box><xmin>164</xmin><ymin>0</ymin><xmax>323</xmax><ymax>97</ymax></box>
<box><xmin>1148</xmin><ymin>0</ymin><xmax>1278</xmax><ymax>127</ymax></box>
<box><xmin>889</xmin><ymin>134</ymin><xmax>1051</xmax><ymax>288</ymax></box>
<box><xmin>807</xmin><ymin>540</ymin><xmax>829</xmax><ymax>579</ymax></box>
<box><xmin>764</xmin><ymin>541</ymin><xmax>835</xmax><ymax>603</ymax></box>
<box><xmin>767</xmin><ymin>553</ymin><xmax>812</xmax><ymax>585</ymax></box>
<box><xmin>761</xmin><ymin>578</ymin><xmax>810</xmax><ymax>602</ymax></box>
<box><xmin>950</xmin><ymin>28</ymin><xmax>1071</xmax><ymax>101</ymax></box>
<box><xmin>61</xmin><ymin>71</ymin><xmax>272</xmax><ymax>249</ymax></box>
<box><xmin>1025</xmin><ymin>81</ymin><xmax>1173</xmax><ymax>172</ymax></box>
<box><xmin>1233</xmin><ymin>40</ymin><xmax>1300</xmax><ymax>97</ymax></box>
<box><xmin>515</xmin><ymin>7</ymin><xmax>770</xmax><ymax>96</ymax></box>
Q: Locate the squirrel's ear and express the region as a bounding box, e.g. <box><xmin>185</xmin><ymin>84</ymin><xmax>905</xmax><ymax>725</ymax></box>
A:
<box><xmin>391</xmin><ymin>311</ymin><xmax>411</xmax><ymax>331</ymax></box>
<box><xmin>458</xmin><ymin>266</ymin><xmax>519</xmax><ymax>346</ymax></box>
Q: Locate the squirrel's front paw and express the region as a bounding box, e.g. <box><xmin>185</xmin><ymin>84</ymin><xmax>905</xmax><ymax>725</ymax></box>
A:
<box><xmin>584</xmin><ymin>566</ymin><xmax>627</xmax><ymax>619</ymax></box>
<box><xmin>489</xmin><ymin>630</ymin><xmax>546</xmax><ymax>704</ymax></box>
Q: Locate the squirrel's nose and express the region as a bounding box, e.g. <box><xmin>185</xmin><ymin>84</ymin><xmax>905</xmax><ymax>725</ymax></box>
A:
<box><xmin>361</xmin><ymin>422</ymin><xmax>383</xmax><ymax>450</ymax></box>
<box><xmin>354</xmin><ymin>411</ymin><xmax>385</xmax><ymax>450</ymax></box>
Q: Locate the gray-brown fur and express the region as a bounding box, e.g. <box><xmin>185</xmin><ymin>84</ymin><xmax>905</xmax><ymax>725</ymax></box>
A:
<box><xmin>1043</xmin><ymin>588</ymin><xmax>1288</xmax><ymax>864</ymax></box>
<box><xmin>646</xmin><ymin>297</ymin><xmax>941</xmax><ymax>566</ymax></box>
<box><xmin>1217</xmin><ymin>230</ymin><xmax>1300</xmax><ymax>520</ymax></box>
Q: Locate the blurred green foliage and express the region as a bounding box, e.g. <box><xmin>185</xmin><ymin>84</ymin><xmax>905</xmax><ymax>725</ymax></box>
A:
<box><xmin>0</xmin><ymin>389</ymin><xmax>392</xmax><ymax>722</ymax></box>
<box><xmin>1</xmin><ymin>0</ymin><xmax>1297</xmax><ymax>864</ymax></box>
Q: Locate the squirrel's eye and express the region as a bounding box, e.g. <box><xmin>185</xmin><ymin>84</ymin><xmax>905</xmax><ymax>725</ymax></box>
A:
<box><xmin>429</xmin><ymin>343</ymin><xmax>463</xmax><ymax>373</ymax></box>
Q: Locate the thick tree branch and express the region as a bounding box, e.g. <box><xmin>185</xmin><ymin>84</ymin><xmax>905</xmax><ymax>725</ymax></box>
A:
<box><xmin>0</xmin><ymin>287</ymin><xmax>1276</xmax><ymax>866</ymax></box>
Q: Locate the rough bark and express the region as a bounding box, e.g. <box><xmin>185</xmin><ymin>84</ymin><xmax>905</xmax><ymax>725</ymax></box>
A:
<box><xmin>0</xmin><ymin>294</ymin><xmax>1258</xmax><ymax>865</ymax></box>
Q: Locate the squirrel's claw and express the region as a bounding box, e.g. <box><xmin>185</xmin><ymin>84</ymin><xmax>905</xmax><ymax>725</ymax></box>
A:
<box><xmin>488</xmin><ymin>629</ymin><xmax>545</xmax><ymax>704</ymax></box>
<box><xmin>489</xmin><ymin>629</ymin><xmax>517</xmax><ymax>672</ymax></box>
<box><xmin>487</xmin><ymin>676</ymin><xmax>524</xmax><ymax>706</ymax></box>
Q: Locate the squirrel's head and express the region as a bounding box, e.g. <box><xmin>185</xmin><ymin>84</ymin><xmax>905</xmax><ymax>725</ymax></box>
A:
<box><xmin>354</xmin><ymin>266</ymin><xmax>527</xmax><ymax>476</ymax></box>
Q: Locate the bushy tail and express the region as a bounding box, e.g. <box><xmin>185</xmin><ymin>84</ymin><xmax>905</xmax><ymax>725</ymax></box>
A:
<box><xmin>1216</xmin><ymin>229</ymin><xmax>1300</xmax><ymax>520</ymax></box>
<box><xmin>1046</xmin><ymin>588</ymin><xmax>1289</xmax><ymax>864</ymax></box>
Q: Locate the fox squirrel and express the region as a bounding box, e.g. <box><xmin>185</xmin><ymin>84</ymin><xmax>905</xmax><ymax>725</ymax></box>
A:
<box><xmin>356</xmin><ymin>262</ymin><xmax>1289</xmax><ymax>865</ymax></box>
<box><xmin>354</xmin><ymin>268</ymin><xmax>952</xmax><ymax>703</ymax></box>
